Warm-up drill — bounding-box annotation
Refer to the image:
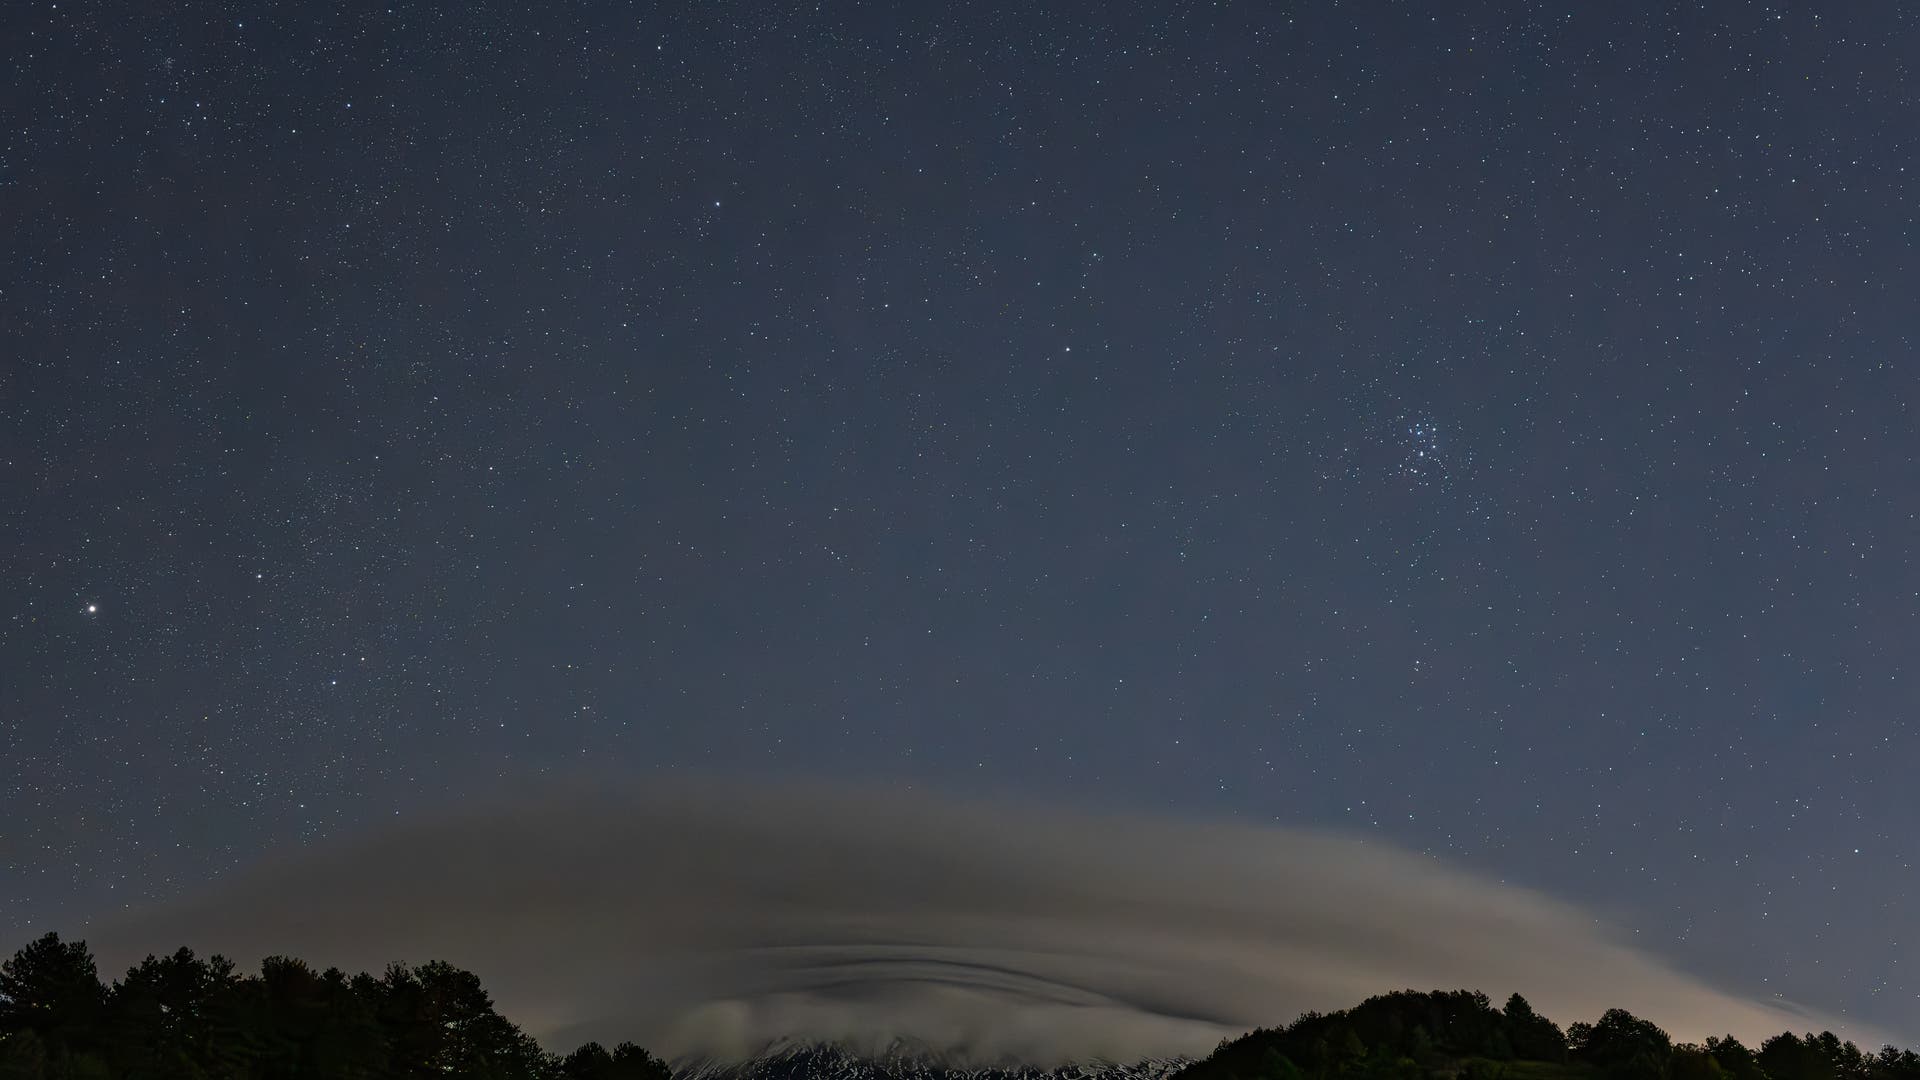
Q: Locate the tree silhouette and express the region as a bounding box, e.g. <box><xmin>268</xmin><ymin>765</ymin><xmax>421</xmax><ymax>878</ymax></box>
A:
<box><xmin>559</xmin><ymin>1041</ymin><xmax>671</xmax><ymax>1080</ymax></box>
<box><xmin>0</xmin><ymin>934</ymin><xmax>105</xmax><ymax>1048</ymax></box>
<box><xmin>1502</xmin><ymin>994</ymin><xmax>1567</xmax><ymax>1062</ymax></box>
<box><xmin>1671</xmin><ymin>1044</ymin><xmax>1727</xmax><ymax>1080</ymax></box>
<box><xmin>1761</xmin><ymin>1033</ymin><xmax>1830</xmax><ymax>1080</ymax></box>
<box><xmin>607</xmin><ymin>1043</ymin><xmax>671</xmax><ymax>1080</ymax></box>
<box><xmin>1873</xmin><ymin>1046</ymin><xmax>1920</xmax><ymax>1080</ymax></box>
<box><xmin>1704</xmin><ymin>1035</ymin><xmax>1767</xmax><ymax>1080</ymax></box>
<box><xmin>1570</xmin><ymin>1008</ymin><xmax>1673</xmax><ymax>1080</ymax></box>
<box><xmin>104</xmin><ymin>946</ymin><xmax>233</xmax><ymax>1079</ymax></box>
<box><xmin>0</xmin><ymin>933</ymin><xmax>111</xmax><ymax>1079</ymax></box>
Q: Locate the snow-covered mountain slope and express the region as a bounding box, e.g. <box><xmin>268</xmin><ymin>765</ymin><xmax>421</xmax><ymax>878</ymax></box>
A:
<box><xmin>673</xmin><ymin>1040</ymin><xmax>1191</xmax><ymax>1080</ymax></box>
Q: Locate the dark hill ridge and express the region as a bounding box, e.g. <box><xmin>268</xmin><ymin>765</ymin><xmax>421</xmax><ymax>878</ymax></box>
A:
<box><xmin>1166</xmin><ymin>989</ymin><xmax>1920</xmax><ymax>1080</ymax></box>
<box><xmin>673</xmin><ymin>1042</ymin><xmax>1189</xmax><ymax>1080</ymax></box>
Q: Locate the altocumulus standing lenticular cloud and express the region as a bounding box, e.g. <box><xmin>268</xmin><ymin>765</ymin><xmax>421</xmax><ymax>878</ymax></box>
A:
<box><xmin>85</xmin><ymin>781</ymin><xmax>1867</xmax><ymax>1062</ymax></box>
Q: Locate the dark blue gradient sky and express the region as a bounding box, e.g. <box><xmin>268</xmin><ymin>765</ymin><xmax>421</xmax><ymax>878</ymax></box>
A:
<box><xmin>5</xmin><ymin>0</ymin><xmax>1915</xmax><ymax>1040</ymax></box>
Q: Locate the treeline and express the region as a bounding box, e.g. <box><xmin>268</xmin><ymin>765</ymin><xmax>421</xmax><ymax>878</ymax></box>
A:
<box><xmin>0</xmin><ymin>932</ymin><xmax>667</xmax><ymax>1080</ymax></box>
<box><xmin>1173</xmin><ymin>990</ymin><xmax>1920</xmax><ymax>1080</ymax></box>
<box><xmin>11</xmin><ymin>933</ymin><xmax>1918</xmax><ymax>1080</ymax></box>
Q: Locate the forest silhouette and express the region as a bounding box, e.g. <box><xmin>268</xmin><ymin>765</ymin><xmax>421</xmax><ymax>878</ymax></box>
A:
<box><xmin>0</xmin><ymin>933</ymin><xmax>666</xmax><ymax>1080</ymax></box>
<box><xmin>4</xmin><ymin>932</ymin><xmax>1917</xmax><ymax>1080</ymax></box>
<box><xmin>1172</xmin><ymin>989</ymin><xmax>1920</xmax><ymax>1080</ymax></box>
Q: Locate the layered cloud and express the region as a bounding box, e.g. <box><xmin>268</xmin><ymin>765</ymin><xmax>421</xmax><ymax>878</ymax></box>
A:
<box><xmin>84</xmin><ymin>781</ymin><xmax>1870</xmax><ymax>1062</ymax></box>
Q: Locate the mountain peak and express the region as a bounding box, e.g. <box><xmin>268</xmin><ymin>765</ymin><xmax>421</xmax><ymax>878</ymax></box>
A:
<box><xmin>672</xmin><ymin>1040</ymin><xmax>1191</xmax><ymax>1080</ymax></box>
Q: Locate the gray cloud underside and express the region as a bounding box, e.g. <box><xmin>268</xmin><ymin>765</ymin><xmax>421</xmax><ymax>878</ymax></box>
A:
<box><xmin>83</xmin><ymin>781</ymin><xmax>1880</xmax><ymax>1063</ymax></box>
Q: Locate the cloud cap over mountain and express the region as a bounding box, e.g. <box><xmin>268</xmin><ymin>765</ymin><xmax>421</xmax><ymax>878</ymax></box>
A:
<box><xmin>84</xmin><ymin>781</ymin><xmax>1875</xmax><ymax>1062</ymax></box>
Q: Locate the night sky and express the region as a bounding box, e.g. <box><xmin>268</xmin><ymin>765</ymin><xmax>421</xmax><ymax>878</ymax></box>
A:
<box><xmin>5</xmin><ymin>0</ymin><xmax>1916</xmax><ymax>1043</ymax></box>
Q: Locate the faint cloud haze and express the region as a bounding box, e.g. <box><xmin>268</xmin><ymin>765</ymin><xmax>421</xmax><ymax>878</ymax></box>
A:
<box><xmin>84</xmin><ymin>781</ymin><xmax>1877</xmax><ymax>1062</ymax></box>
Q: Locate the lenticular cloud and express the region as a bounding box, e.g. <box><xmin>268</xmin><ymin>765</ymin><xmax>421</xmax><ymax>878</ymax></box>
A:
<box><xmin>87</xmin><ymin>780</ymin><xmax>1867</xmax><ymax>1062</ymax></box>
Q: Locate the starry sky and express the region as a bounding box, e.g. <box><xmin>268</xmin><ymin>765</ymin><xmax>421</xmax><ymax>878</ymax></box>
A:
<box><xmin>4</xmin><ymin>0</ymin><xmax>1916</xmax><ymax>1044</ymax></box>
